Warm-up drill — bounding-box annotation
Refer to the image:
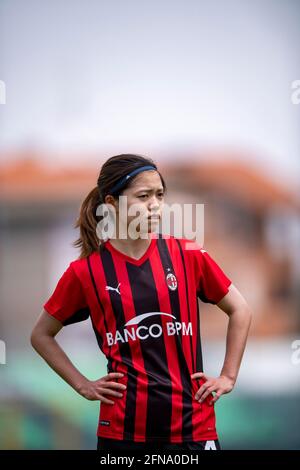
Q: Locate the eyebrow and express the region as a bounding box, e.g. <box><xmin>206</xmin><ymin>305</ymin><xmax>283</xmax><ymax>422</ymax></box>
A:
<box><xmin>135</xmin><ymin>187</ymin><xmax>164</xmax><ymax>193</ymax></box>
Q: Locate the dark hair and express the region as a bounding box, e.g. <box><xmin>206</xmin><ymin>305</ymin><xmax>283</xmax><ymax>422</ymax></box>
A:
<box><xmin>73</xmin><ymin>154</ymin><xmax>166</xmax><ymax>259</ymax></box>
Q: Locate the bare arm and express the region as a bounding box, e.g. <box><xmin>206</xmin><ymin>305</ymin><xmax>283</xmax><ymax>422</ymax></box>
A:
<box><xmin>217</xmin><ymin>283</ymin><xmax>252</xmax><ymax>383</ymax></box>
<box><xmin>30</xmin><ymin>309</ymin><xmax>126</xmax><ymax>404</ymax></box>
<box><xmin>191</xmin><ymin>283</ymin><xmax>252</xmax><ymax>404</ymax></box>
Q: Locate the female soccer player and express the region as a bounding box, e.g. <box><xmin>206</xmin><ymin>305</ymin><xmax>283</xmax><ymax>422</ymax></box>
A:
<box><xmin>31</xmin><ymin>153</ymin><xmax>252</xmax><ymax>451</ymax></box>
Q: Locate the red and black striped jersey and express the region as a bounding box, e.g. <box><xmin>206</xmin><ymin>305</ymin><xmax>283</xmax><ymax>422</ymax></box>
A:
<box><xmin>43</xmin><ymin>233</ymin><xmax>232</xmax><ymax>443</ymax></box>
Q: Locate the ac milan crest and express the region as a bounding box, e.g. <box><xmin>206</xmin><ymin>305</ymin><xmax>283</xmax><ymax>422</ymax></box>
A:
<box><xmin>166</xmin><ymin>272</ymin><xmax>178</xmax><ymax>291</ymax></box>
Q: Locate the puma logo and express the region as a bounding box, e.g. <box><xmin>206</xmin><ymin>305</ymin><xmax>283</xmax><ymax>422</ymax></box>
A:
<box><xmin>105</xmin><ymin>283</ymin><xmax>121</xmax><ymax>295</ymax></box>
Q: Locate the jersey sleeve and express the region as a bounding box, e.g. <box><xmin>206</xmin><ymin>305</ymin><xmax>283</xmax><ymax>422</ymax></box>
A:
<box><xmin>43</xmin><ymin>262</ymin><xmax>90</xmax><ymax>326</ymax></box>
<box><xmin>195</xmin><ymin>248</ymin><xmax>232</xmax><ymax>304</ymax></box>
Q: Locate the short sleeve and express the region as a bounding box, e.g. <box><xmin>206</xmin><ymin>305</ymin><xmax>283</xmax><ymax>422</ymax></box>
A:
<box><xmin>195</xmin><ymin>249</ymin><xmax>232</xmax><ymax>304</ymax></box>
<box><xmin>43</xmin><ymin>262</ymin><xmax>90</xmax><ymax>326</ymax></box>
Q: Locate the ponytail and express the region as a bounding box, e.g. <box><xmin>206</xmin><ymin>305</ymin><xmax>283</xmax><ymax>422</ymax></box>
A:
<box><xmin>73</xmin><ymin>186</ymin><xmax>103</xmax><ymax>259</ymax></box>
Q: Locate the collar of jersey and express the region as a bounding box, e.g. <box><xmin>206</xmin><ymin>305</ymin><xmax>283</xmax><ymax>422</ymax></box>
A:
<box><xmin>104</xmin><ymin>233</ymin><xmax>158</xmax><ymax>266</ymax></box>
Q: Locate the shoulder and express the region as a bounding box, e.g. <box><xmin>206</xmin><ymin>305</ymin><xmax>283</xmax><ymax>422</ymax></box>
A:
<box><xmin>159</xmin><ymin>234</ymin><xmax>207</xmax><ymax>264</ymax></box>
<box><xmin>161</xmin><ymin>234</ymin><xmax>204</xmax><ymax>253</ymax></box>
<box><xmin>69</xmin><ymin>251</ymin><xmax>98</xmax><ymax>280</ymax></box>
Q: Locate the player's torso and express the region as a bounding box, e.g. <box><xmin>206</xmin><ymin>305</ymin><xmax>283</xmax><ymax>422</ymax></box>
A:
<box><xmin>73</xmin><ymin>235</ymin><xmax>217</xmax><ymax>441</ymax></box>
<box><xmin>80</xmin><ymin>236</ymin><xmax>199</xmax><ymax>374</ymax></box>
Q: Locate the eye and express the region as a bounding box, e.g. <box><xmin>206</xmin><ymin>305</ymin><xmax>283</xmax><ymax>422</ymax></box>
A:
<box><xmin>138</xmin><ymin>194</ymin><xmax>148</xmax><ymax>199</ymax></box>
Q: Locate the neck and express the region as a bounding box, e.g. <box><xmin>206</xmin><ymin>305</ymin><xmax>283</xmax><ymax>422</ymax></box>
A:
<box><xmin>108</xmin><ymin>234</ymin><xmax>153</xmax><ymax>259</ymax></box>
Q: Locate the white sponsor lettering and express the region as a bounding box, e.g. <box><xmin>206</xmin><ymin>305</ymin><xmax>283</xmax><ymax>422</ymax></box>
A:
<box><xmin>106</xmin><ymin>312</ymin><xmax>193</xmax><ymax>346</ymax></box>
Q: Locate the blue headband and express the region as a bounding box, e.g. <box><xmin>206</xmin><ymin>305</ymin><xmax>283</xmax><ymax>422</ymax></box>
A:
<box><xmin>109</xmin><ymin>165</ymin><xmax>157</xmax><ymax>195</ymax></box>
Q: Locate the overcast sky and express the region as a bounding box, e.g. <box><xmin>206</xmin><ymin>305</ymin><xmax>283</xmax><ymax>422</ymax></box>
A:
<box><xmin>0</xmin><ymin>0</ymin><xmax>299</xmax><ymax>190</ymax></box>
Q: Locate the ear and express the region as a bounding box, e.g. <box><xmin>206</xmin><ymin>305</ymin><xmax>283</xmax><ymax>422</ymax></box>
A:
<box><xmin>104</xmin><ymin>194</ymin><xmax>117</xmax><ymax>207</ymax></box>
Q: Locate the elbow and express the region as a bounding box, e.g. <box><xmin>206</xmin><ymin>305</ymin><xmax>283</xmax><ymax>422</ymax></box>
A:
<box><xmin>30</xmin><ymin>309</ymin><xmax>60</xmax><ymax>352</ymax></box>
<box><xmin>30</xmin><ymin>328</ymin><xmax>38</xmax><ymax>350</ymax></box>
<box><xmin>30</xmin><ymin>326</ymin><xmax>44</xmax><ymax>351</ymax></box>
<box><xmin>243</xmin><ymin>301</ymin><xmax>252</xmax><ymax>318</ymax></box>
<box><xmin>230</xmin><ymin>301</ymin><xmax>252</xmax><ymax>326</ymax></box>
<box><xmin>239</xmin><ymin>302</ymin><xmax>253</xmax><ymax>329</ymax></box>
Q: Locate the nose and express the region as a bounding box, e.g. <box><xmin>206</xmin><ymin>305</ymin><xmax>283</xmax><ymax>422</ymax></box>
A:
<box><xmin>148</xmin><ymin>195</ymin><xmax>160</xmax><ymax>212</ymax></box>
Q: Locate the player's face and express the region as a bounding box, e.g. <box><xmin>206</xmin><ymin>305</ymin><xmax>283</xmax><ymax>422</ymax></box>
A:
<box><xmin>119</xmin><ymin>170</ymin><xmax>165</xmax><ymax>237</ymax></box>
